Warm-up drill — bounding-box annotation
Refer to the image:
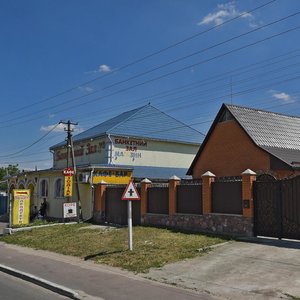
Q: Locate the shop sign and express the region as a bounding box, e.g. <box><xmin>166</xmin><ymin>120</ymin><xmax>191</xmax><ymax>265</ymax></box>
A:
<box><xmin>63</xmin><ymin>167</ymin><xmax>75</xmax><ymax>176</ymax></box>
<box><xmin>92</xmin><ymin>169</ymin><xmax>132</xmax><ymax>184</ymax></box>
<box><xmin>63</xmin><ymin>202</ymin><xmax>77</xmax><ymax>218</ymax></box>
<box><xmin>64</xmin><ymin>175</ymin><xmax>73</xmax><ymax>197</ymax></box>
<box><xmin>13</xmin><ymin>189</ymin><xmax>30</xmax><ymax>225</ymax></box>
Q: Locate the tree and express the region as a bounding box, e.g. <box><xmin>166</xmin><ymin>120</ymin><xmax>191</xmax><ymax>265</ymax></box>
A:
<box><xmin>0</xmin><ymin>164</ymin><xmax>20</xmax><ymax>191</ymax></box>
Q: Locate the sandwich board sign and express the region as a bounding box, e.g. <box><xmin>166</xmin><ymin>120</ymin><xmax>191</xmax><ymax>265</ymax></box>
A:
<box><xmin>122</xmin><ymin>180</ymin><xmax>140</xmax><ymax>251</ymax></box>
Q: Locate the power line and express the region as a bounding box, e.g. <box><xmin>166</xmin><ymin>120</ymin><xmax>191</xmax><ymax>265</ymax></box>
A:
<box><xmin>2</xmin><ymin>0</ymin><xmax>277</xmax><ymax>119</ymax></box>
<box><xmin>2</xmin><ymin>7</ymin><xmax>295</xmax><ymax>127</ymax></box>
<box><xmin>0</xmin><ymin>123</ymin><xmax>61</xmax><ymax>158</ymax></box>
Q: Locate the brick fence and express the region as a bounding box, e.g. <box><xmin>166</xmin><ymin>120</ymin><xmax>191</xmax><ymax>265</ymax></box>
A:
<box><xmin>93</xmin><ymin>169</ymin><xmax>257</xmax><ymax>237</ymax></box>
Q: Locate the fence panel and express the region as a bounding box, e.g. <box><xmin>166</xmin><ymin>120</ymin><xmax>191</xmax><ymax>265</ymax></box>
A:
<box><xmin>177</xmin><ymin>184</ymin><xmax>202</xmax><ymax>214</ymax></box>
<box><xmin>281</xmin><ymin>176</ymin><xmax>300</xmax><ymax>240</ymax></box>
<box><xmin>212</xmin><ymin>181</ymin><xmax>242</xmax><ymax>214</ymax></box>
<box><xmin>147</xmin><ymin>187</ymin><xmax>168</xmax><ymax>214</ymax></box>
<box><xmin>105</xmin><ymin>187</ymin><xmax>141</xmax><ymax>225</ymax></box>
<box><xmin>0</xmin><ymin>195</ymin><xmax>8</xmax><ymax>215</ymax></box>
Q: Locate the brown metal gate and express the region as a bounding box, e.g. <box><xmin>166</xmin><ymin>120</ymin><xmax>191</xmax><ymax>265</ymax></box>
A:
<box><xmin>254</xmin><ymin>175</ymin><xmax>300</xmax><ymax>240</ymax></box>
<box><xmin>105</xmin><ymin>187</ymin><xmax>141</xmax><ymax>226</ymax></box>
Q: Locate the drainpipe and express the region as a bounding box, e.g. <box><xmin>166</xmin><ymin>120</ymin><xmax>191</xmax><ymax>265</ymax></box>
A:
<box><xmin>107</xmin><ymin>135</ymin><xmax>113</xmax><ymax>165</ymax></box>
<box><xmin>90</xmin><ymin>167</ymin><xmax>95</xmax><ymax>219</ymax></box>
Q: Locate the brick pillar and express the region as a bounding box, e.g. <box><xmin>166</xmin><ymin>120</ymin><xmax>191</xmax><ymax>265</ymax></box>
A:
<box><xmin>202</xmin><ymin>171</ymin><xmax>216</xmax><ymax>214</ymax></box>
<box><xmin>140</xmin><ymin>178</ymin><xmax>152</xmax><ymax>216</ymax></box>
<box><xmin>241</xmin><ymin>169</ymin><xmax>256</xmax><ymax>218</ymax></box>
<box><xmin>169</xmin><ymin>175</ymin><xmax>181</xmax><ymax>215</ymax></box>
<box><xmin>94</xmin><ymin>180</ymin><xmax>107</xmax><ymax>213</ymax></box>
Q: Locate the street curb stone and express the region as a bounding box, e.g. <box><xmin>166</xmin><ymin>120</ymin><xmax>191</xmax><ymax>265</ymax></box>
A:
<box><xmin>0</xmin><ymin>263</ymin><xmax>81</xmax><ymax>299</ymax></box>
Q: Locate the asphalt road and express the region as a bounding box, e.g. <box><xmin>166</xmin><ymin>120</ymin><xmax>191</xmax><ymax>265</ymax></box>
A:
<box><xmin>0</xmin><ymin>241</ymin><xmax>213</xmax><ymax>300</ymax></box>
<box><xmin>0</xmin><ymin>272</ymin><xmax>69</xmax><ymax>300</ymax></box>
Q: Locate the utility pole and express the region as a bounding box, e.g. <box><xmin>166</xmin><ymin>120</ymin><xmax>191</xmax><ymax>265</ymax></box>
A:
<box><xmin>60</xmin><ymin>120</ymin><xmax>82</xmax><ymax>222</ymax></box>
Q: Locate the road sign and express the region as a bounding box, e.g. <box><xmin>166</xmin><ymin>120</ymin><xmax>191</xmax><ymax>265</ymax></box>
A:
<box><xmin>63</xmin><ymin>168</ymin><xmax>75</xmax><ymax>176</ymax></box>
<box><xmin>122</xmin><ymin>180</ymin><xmax>140</xmax><ymax>200</ymax></box>
<box><xmin>122</xmin><ymin>180</ymin><xmax>140</xmax><ymax>251</ymax></box>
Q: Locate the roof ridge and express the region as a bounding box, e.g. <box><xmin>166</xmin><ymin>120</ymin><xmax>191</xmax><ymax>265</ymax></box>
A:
<box><xmin>106</xmin><ymin>103</ymin><xmax>151</xmax><ymax>134</ymax></box>
<box><xmin>224</xmin><ymin>103</ymin><xmax>300</xmax><ymax>120</ymax></box>
<box><xmin>149</xmin><ymin>105</ymin><xmax>204</xmax><ymax>136</ymax></box>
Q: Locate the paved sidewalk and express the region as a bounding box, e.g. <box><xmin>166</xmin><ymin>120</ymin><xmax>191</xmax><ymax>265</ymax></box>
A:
<box><xmin>143</xmin><ymin>239</ymin><xmax>300</xmax><ymax>300</ymax></box>
<box><xmin>0</xmin><ymin>222</ymin><xmax>8</xmax><ymax>235</ymax></box>
<box><xmin>0</xmin><ymin>242</ymin><xmax>213</xmax><ymax>300</ymax></box>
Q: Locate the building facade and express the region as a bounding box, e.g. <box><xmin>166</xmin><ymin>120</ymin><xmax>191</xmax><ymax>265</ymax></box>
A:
<box><xmin>188</xmin><ymin>104</ymin><xmax>300</xmax><ymax>179</ymax></box>
<box><xmin>10</xmin><ymin>104</ymin><xmax>203</xmax><ymax>221</ymax></box>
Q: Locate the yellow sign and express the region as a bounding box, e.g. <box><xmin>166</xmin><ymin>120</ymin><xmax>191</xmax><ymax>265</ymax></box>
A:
<box><xmin>93</xmin><ymin>170</ymin><xmax>132</xmax><ymax>184</ymax></box>
<box><xmin>13</xmin><ymin>189</ymin><xmax>30</xmax><ymax>225</ymax></box>
<box><xmin>64</xmin><ymin>175</ymin><xmax>73</xmax><ymax>197</ymax></box>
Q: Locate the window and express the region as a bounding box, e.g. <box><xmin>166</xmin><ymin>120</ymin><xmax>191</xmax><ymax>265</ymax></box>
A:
<box><xmin>219</xmin><ymin>110</ymin><xmax>233</xmax><ymax>123</ymax></box>
<box><xmin>55</xmin><ymin>178</ymin><xmax>64</xmax><ymax>198</ymax></box>
<box><xmin>40</xmin><ymin>179</ymin><xmax>49</xmax><ymax>197</ymax></box>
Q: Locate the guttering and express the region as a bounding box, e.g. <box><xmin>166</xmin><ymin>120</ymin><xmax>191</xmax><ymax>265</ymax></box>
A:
<box><xmin>107</xmin><ymin>134</ymin><xmax>113</xmax><ymax>165</ymax></box>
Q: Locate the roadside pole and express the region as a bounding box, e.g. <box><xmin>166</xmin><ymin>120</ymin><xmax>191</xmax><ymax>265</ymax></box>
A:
<box><xmin>127</xmin><ymin>200</ymin><xmax>133</xmax><ymax>251</ymax></box>
<box><xmin>8</xmin><ymin>192</ymin><xmax>12</xmax><ymax>228</ymax></box>
<box><xmin>122</xmin><ymin>180</ymin><xmax>140</xmax><ymax>251</ymax></box>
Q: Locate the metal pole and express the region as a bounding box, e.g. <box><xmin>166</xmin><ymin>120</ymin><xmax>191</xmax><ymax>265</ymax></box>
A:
<box><xmin>127</xmin><ymin>200</ymin><xmax>133</xmax><ymax>251</ymax></box>
<box><xmin>8</xmin><ymin>192</ymin><xmax>12</xmax><ymax>228</ymax></box>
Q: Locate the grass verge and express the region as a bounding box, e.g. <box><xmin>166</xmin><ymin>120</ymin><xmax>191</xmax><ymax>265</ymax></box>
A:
<box><xmin>0</xmin><ymin>223</ymin><xmax>226</xmax><ymax>273</ymax></box>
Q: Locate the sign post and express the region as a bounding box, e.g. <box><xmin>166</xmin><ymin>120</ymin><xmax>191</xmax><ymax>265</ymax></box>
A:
<box><xmin>122</xmin><ymin>180</ymin><xmax>140</xmax><ymax>251</ymax></box>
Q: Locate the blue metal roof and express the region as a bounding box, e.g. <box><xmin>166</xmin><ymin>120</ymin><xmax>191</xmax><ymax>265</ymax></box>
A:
<box><xmin>51</xmin><ymin>104</ymin><xmax>203</xmax><ymax>149</ymax></box>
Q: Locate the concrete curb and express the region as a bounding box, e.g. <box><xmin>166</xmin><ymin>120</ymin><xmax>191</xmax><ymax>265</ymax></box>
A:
<box><xmin>0</xmin><ymin>264</ymin><xmax>81</xmax><ymax>300</ymax></box>
<box><xmin>3</xmin><ymin>222</ymin><xmax>78</xmax><ymax>235</ymax></box>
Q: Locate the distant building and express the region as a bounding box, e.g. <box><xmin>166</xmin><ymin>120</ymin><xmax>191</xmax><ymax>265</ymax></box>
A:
<box><xmin>188</xmin><ymin>103</ymin><xmax>300</xmax><ymax>178</ymax></box>
<box><xmin>10</xmin><ymin>104</ymin><xmax>203</xmax><ymax>220</ymax></box>
<box><xmin>50</xmin><ymin>104</ymin><xmax>202</xmax><ymax>179</ymax></box>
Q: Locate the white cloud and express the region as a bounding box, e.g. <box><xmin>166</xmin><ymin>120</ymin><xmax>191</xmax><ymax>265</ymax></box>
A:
<box><xmin>98</xmin><ymin>64</ymin><xmax>112</xmax><ymax>73</ymax></box>
<box><xmin>78</xmin><ymin>86</ymin><xmax>94</xmax><ymax>93</ymax></box>
<box><xmin>272</xmin><ymin>91</ymin><xmax>295</xmax><ymax>103</ymax></box>
<box><xmin>198</xmin><ymin>2</ymin><xmax>254</xmax><ymax>26</ymax></box>
<box><xmin>48</xmin><ymin>113</ymin><xmax>56</xmax><ymax>119</ymax></box>
<box><xmin>40</xmin><ymin>123</ymin><xmax>84</xmax><ymax>133</ymax></box>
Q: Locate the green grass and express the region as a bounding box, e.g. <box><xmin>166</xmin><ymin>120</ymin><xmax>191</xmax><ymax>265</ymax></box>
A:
<box><xmin>0</xmin><ymin>224</ymin><xmax>226</xmax><ymax>273</ymax></box>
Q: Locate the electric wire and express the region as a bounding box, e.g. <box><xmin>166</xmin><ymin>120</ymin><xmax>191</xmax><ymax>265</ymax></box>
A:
<box><xmin>1</xmin><ymin>0</ymin><xmax>277</xmax><ymax>118</ymax></box>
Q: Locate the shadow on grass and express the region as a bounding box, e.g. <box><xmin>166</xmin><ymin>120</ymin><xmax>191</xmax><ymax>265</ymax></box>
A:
<box><xmin>84</xmin><ymin>250</ymin><xmax>124</xmax><ymax>261</ymax></box>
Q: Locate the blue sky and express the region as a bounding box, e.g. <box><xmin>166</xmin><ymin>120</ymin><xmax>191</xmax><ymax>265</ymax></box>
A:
<box><xmin>1</xmin><ymin>0</ymin><xmax>300</xmax><ymax>170</ymax></box>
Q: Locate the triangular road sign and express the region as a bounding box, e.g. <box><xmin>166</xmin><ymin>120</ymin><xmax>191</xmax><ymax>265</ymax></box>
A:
<box><xmin>122</xmin><ymin>180</ymin><xmax>140</xmax><ymax>200</ymax></box>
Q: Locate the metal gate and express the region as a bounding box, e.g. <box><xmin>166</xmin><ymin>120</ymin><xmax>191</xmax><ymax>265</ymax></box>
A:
<box><xmin>105</xmin><ymin>187</ymin><xmax>141</xmax><ymax>226</ymax></box>
<box><xmin>254</xmin><ymin>175</ymin><xmax>300</xmax><ymax>240</ymax></box>
<box><xmin>0</xmin><ymin>195</ymin><xmax>8</xmax><ymax>215</ymax></box>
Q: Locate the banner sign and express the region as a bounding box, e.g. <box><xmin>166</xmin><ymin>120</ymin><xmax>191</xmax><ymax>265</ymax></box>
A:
<box><xmin>64</xmin><ymin>175</ymin><xmax>73</xmax><ymax>197</ymax></box>
<box><xmin>63</xmin><ymin>202</ymin><xmax>77</xmax><ymax>218</ymax></box>
<box><xmin>92</xmin><ymin>169</ymin><xmax>132</xmax><ymax>184</ymax></box>
<box><xmin>13</xmin><ymin>189</ymin><xmax>30</xmax><ymax>225</ymax></box>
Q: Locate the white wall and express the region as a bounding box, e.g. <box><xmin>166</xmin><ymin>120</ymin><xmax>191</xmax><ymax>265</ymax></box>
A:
<box><xmin>112</xmin><ymin>136</ymin><xmax>198</xmax><ymax>168</ymax></box>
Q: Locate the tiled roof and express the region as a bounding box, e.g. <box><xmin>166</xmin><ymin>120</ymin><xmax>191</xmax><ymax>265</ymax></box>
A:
<box><xmin>51</xmin><ymin>104</ymin><xmax>203</xmax><ymax>149</ymax></box>
<box><xmin>188</xmin><ymin>103</ymin><xmax>300</xmax><ymax>174</ymax></box>
<box><xmin>226</xmin><ymin>105</ymin><xmax>300</xmax><ymax>150</ymax></box>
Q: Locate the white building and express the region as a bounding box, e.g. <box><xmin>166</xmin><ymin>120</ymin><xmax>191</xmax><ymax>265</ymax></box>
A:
<box><xmin>10</xmin><ymin>104</ymin><xmax>203</xmax><ymax>221</ymax></box>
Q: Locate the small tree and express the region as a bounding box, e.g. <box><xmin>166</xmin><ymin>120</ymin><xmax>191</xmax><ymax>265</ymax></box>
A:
<box><xmin>0</xmin><ymin>164</ymin><xmax>20</xmax><ymax>191</ymax></box>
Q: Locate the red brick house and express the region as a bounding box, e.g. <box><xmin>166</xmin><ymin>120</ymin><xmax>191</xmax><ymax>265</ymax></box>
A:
<box><xmin>188</xmin><ymin>103</ymin><xmax>300</xmax><ymax>178</ymax></box>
